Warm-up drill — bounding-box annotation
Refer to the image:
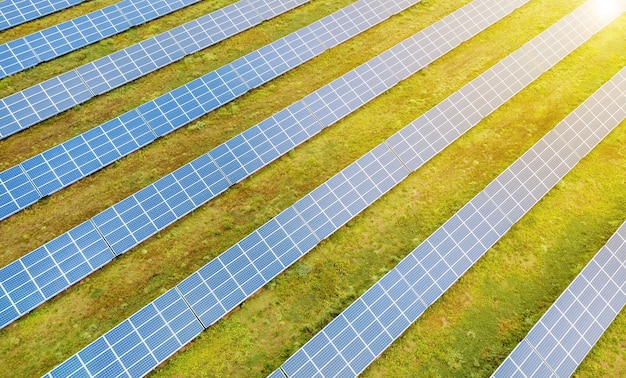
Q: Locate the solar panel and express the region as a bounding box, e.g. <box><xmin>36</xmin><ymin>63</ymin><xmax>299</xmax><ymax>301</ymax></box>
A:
<box><xmin>20</xmin><ymin>109</ymin><xmax>157</xmax><ymax>197</ymax></box>
<box><xmin>0</xmin><ymin>0</ymin><xmax>422</xmax><ymax>220</ymax></box>
<box><xmin>276</xmin><ymin>4</ymin><xmax>625</xmax><ymax>377</ymax></box>
<box><xmin>493</xmin><ymin>221</ymin><xmax>626</xmax><ymax>378</ymax></box>
<box><xmin>0</xmin><ymin>165</ymin><xmax>41</xmax><ymax>220</ymax></box>
<box><xmin>44</xmin><ymin>288</ymin><xmax>204</xmax><ymax>378</ymax></box>
<box><xmin>0</xmin><ymin>0</ymin><xmax>429</xmax><ymax>330</ymax></box>
<box><xmin>0</xmin><ymin>70</ymin><xmax>93</xmax><ymax>139</ymax></box>
<box><xmin>0</xmin><ymin>0</ymin><xmax>84</xmax><ymax>32</ymax></box>
<box><xmin>0</xmin><ymin>0</ymin><xmax>309</xmax><ymax>139</ymax></box>
<box><xmin>0</xmin><ymin>0</ymin><xmax>211</xmax><ymax>78</ymax></box>
<box><xmin>0</xmin><ymin>220</ymin><xmax>114</xmax><ymax>327</ymax></box>
<box><xmin>116</xmin><ymin>0</ymin><xmax>200</xmax><ymax>26</ymax></box>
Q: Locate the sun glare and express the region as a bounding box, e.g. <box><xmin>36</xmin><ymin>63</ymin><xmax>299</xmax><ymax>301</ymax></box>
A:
<box><xmin>594</xmin><ymin>0</ymin><xmax>623</xmax><ymax>18</ymax></box>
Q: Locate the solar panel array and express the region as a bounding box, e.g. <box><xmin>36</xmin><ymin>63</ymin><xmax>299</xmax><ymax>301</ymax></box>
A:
<box><xmin>273</xmin><ymin>6</ymin><xmax>626</xmax><ymax>378</ymax></box>
<box><xmin>41</xmin><ymin>0</ymin><xmax>596</xmax><ymax>375</ymax></box>
<box><xmin>43</xmin><ymin>128</ymin><xmax>410</xmax><ymax>378</ymax></box>
<box><xmin>0</xmin><ymin>0</ymin><xmax>83</xmax><ymax>31</ymax></box>
<box><xmin>35</xmin><ymin>0</ymin><xmax>544</xmax><ymax>376</ymax></box>
<box><xmin>0</xmin><ymin>0</ymin><xmax>205</xmax><ymax>78</ymax></box>
<box><xmin>0</xmin><ymin>0</ymin><xmax>418</xmax><ymax>221</ymax></box>
<box><xmin>0</xmin><ymin>1</ymin><xmax>312</xmax><ymax>221</ymax></box>
<box><xmin>0</xmin><ymin>0</ymin><xmax>541</xmax><ymax>333</ymax></box>
<box><xmin>0</xmin><ymin>0</ymin><xmax>309</xmax><ymax>139</ymax></box>
<box><xmin>493</xmin><ymin>220</ymin><xmax>626</xmax><ymax>378</ymax></box>
<box><xmin>1</xmin><ymin>0</ymin><xmax>619</xmax><ymax>375</ymax></box>
<box><xmin>0</xmin><ymin>0</ymin><xmax>428</xmax><ymax>329</ymax></box>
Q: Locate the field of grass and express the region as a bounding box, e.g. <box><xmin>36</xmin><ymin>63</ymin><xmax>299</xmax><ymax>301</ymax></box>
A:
<box><xmin>0</xmin><ymin>0</ymin><xmax>624</xmax><ymax>377</ymax></box>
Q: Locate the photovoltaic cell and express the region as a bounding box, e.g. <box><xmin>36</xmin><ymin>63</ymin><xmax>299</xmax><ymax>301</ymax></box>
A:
<box><xmin>0</xmin><ymin>0</ymin><xmax>83</xmax><ymax>32</ymax></box>
<box><xmin>277</xmin><ymin>4</ymin><xmax>624</xmax><ymax>377</ymax></box>
<box><xmin>0</xmin><ymin>0</ymin><xmax>309</xmax><ymax>139</ymax></box>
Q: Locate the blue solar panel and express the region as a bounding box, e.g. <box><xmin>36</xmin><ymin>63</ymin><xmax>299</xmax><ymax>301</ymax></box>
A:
<box><xmin>19</xmin><ymin>109</ymin><xmax>155</xmax><ymax>197</ymax></box>
<box><xmin>0</xmin><ymin>0</ymin><xmax>84</xmax><ymax>32</ymax></box>
<box><xmin>91</xmin><ymin>155</ymin><xmax>230</xmax><ymax>256</ymax></box>
<box><xmin>0</xmin><ymin>219</ymin><xmax>114</xmax><ymax>328</ymax></box>
<box><xmin>32</xmin><ymin>4</ymin><xmax>128</xmax><ymax>61</ymax></box>
<box><xmin>277</xmin><ymin>3</ymin><xmax>624</xmax><ymax>376</ymax></box>
<box><xmin>135</xmin><ymin>64</ymin><xmax>249</xmax><ymax>137</ymax></box>
<box><xmin>0</xmin><ymin>39</ymin><xmax>40</xmax><ymax>78</ymax></box>
<box><xmin>47</xmin><ymin>288</ymin><xmax>203</xmax><ymax>378</ymax></box>
<box><xmin>176</xmin><ymin>210</ymin><xmax>313</xmax><ymax>326</ymax></box>
<box><xmin>0</xmin><ymin>165</ymin><xmax>41</xmax><ymax>220</ymax></box>
<box><xmin>116</xmin><ymin>0</ymin><xmax>200</xmax><ymax>26</ymax></box>
<box><xmin>0</xmin><ymin>259</ymin><xmax>45</xmax><ymax>320</ymax></box>
<box><xmin>0</xmin><ymin>70</ymin><xmax>93</xmax><ymax>137</ymax></box>
<box><xmin>246</xmin><ymin>0</ymin><xmax>299</xmax><ymax>20</ymax></box>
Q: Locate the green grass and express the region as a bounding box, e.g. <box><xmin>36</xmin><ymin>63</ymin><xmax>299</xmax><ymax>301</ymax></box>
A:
<box><xmin>0</xmin><ymin>0</ymin><xmax>625</xmax><ymax>377</ymax></box>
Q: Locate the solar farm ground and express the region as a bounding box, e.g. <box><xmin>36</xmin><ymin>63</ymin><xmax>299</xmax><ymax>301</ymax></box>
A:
<box><xmin>0</xmin><ymin>0</ymin><xmax>624</xmax><ymax>376</ymax></box>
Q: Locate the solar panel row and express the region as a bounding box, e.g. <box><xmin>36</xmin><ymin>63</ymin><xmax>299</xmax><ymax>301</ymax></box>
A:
<box><xmin>0</xmin><ymin>0</ymin><xmax>309</xmax><ymax>139</ymax></box>
<box><xmin>493</xmin><ymin>219</ymin><xmax>626</xmax><ymax>378</ymax></box>
<box><xmin>41</xmin><ymin>0</ymin><xmax>552</xmax><ymax>376</ymax></box>
<box><xmin>0</xmin><ymin>0</ymin><xmax>424</xmax><ymax>329</ymax></box>
<box><xmin>0</xmin><ymin>0</ymin><xmax>205</xmax><ymax>79</ymax></box>
<box><xmin>46</xmin><ymin>288</ymin><xmax>204</xmax><ymax>378</ymax></box>
<box><xmin>0</xmin><ymin>0</ymin><xmax>83</xmax><ymax>31</ymax></box>
<box><xmin>274</xmin><ymin>4</ymin><xmax>625</xmax><ymax>378</ymax></box>
<box><xmin>0</xmin><ymin>0</ymin><xmax>414</xmax><ymax>221</ymax></box>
